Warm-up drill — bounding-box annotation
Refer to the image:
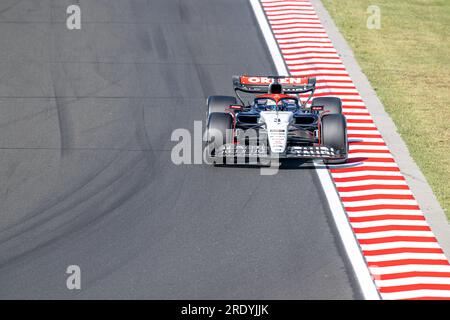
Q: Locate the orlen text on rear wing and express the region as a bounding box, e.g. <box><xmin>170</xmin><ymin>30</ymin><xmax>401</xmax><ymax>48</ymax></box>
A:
<box><xmin>232</xmin><ymin>75</ymin><xmax>316</xmax><ymax>106</ymax></box>
<box><xmin>233</xmin><ymin>75</ymin><xmax>316</xmax><ymax>94</ymax></box>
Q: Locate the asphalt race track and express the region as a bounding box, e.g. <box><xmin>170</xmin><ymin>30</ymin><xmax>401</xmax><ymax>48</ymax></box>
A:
<box><xmin>0</xmin><ymin>0</ymin><xmax>359</xmax><ymax>299</ymax></box>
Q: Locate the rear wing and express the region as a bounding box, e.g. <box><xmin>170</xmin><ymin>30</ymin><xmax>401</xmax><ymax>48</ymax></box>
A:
<box><xmin>232</xmin><ymin>75</ymin><xmax>316</xmax><ymax>94</ymax></box>
<box><xmin>233</xmin><ymin>75</ymin><xmax>316</xmax><ymax>107</ymax></box>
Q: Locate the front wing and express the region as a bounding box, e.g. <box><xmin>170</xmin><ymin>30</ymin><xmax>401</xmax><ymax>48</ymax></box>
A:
<box><xmin>211</xmin><ymin>144</ymin><xmax>345</xmax><ymax>160</ymax></box>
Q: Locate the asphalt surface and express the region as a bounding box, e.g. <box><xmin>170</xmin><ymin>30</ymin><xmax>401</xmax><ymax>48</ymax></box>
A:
<box><xmin>0</xmin><ymin>0</ymin><xmax>358</xmax><ymax>299</ymax></box>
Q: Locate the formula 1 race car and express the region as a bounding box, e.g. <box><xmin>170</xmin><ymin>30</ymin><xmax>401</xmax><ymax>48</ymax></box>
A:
<box><xmin>204</xmin><ymin>75</ymin><xmax>348</xmax><ymax>165</ymax></box>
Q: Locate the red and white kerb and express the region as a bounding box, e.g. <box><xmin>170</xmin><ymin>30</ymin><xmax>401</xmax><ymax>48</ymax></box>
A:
<box><xmin>260</xmin><ymin>0</ymin><xmax>450</xmax><ymax>300</ymax></box>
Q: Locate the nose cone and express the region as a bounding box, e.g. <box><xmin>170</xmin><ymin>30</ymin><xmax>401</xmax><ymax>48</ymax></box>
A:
<box><xmin>260</xmin><ymin>111</ymin><xmax>292</xmax><ymax>154</ymax></box>
<box><xmin>268</xmin><ymin>128</ymin><xmax>287</xmax><ymax>153</ymax></box>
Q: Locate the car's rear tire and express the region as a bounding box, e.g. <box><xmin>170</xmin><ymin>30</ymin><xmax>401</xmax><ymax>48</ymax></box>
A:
<box><xmin>321</xmin><ymin>113</ymin><xmax>348</xmax><ymax>164</ymax></box>
<box><xmin>312</xmin><ymin>97</ymin><xmax>342</xmax><ymax>114</ymax></box>
<box><xmin>206</xmin><ymin>112</ymin><xmax>233</xmax><ymax>165</ymax></box>
<box><xmin>206</xmin><ymin>96</ymin><xmax>237</xmax><ymax>118</ymax></box>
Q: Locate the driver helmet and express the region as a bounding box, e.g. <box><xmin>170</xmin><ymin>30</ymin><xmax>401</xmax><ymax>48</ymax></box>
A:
<box><xmin>255</xmin><ymin>98</ymin><xmax>276</xmax><ymax>111</ymax></box>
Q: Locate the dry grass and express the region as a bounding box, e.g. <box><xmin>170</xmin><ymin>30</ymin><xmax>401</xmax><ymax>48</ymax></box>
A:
<box><xmin>322</xmin><ymin>0</ymin><xmax>450</xmax><ymax>218</ymax></box>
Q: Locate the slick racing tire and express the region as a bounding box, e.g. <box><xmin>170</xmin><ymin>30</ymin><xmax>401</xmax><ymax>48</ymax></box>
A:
<box><xmin>321</xmin><ymin>113</ymin><xmax>348</xmax><ymax>164</ymax></box>
<box><xmin>312</xmin><ymin>97</ymin><xmax>342</xmax><ymax>114</ymax></box>
<box><xmin>206</xmin><ymin>112</ymin><xmax>233</xmax><ymax>166</ymax></box>
<box><xmin>206</xmin><ymin>96</ymin><xmax>238</xmax><ymax>118</ymax></box>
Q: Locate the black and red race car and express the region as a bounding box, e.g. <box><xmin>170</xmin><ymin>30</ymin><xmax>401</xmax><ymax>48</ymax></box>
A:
<box><xmin>204</xmin><ymin>75</ymin><xmax>348</xmax><ymax>165</ymax></box>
